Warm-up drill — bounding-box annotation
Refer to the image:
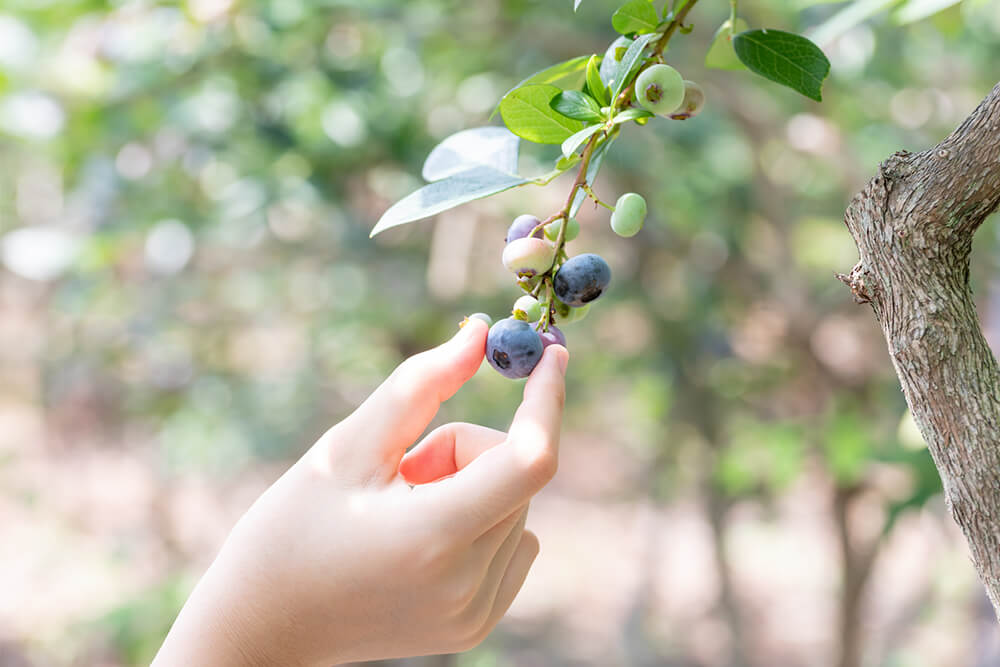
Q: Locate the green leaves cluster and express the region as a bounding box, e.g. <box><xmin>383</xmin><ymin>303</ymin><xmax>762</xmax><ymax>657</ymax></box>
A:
<box><xmin>373</xmin><ymin>0</ymin><xmax>833</xmax><ymax>236</ymax></box>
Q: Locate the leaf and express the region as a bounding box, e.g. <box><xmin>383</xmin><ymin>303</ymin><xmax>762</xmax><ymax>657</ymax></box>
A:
<box><xmin>491</xmin><ymin>55</ymin><xmax>591</xmax><ymax>119</ymax></box>
<box><xmin>371</xmin><ymin>166</ymin><xmax>531</xmax><ymax>237</ymax></box>
<box><xmin>586</xmin><ymin>55</ymin><xmax>610</xmax><ymax>107</ymax></box>
<box><xmin>570</xmin><ymin>134</ymin><xmax>616</xmax><ymax>216</ymax></box>
<box><xmin>612</xmin><ymin>0</ymin><xmax>660</xmax><ymax>35</ymax></box>
<box><xmin>733</xmin><ymin>29</ymin><xmax>831</xmax><ymax>102</ymax></box>
<box><xmin>574</xmin><ymin>0</ymin><xmax>583</xmax><ymax>9</ymax></box>
<box><xmin>422</xmin><ymin>127</ymin><xmax>520</xmax><ymax>182</ymax></box>
<box><xmin>611</xmin><ymin>108</ymin><xmax>652</xmax><ymax>124</ymax></box>
<box><xmin>600</xmin><ymin>36</ymin><xmax>634</xmax><ymax>87</ymax></box>
<box><xmin>705</xmin><ymin>18</ymin><xmax>749</xmax><ymax>70</ymax></box>
<box><xmin>500</xmin><ymin>84</ymin><xmax>585</xmax><ymax>144</ymax></box>
<box><xmin>550</xmin><ymin>90</ymin><xmax>604</xmax><ymax>122</ymax></box>
<box><xmin>561</xmin><ymin>124</ymin><xmax>603</xmax><ymax>158</ymax></box>
<box><xmin>808</xmin><ymin>0</ymin><xmax>899</xmax><ymax>46</ymax></box>
<box><xmin>893</xmin><ymin>0</ymin><xmax>961</xmax><ymax>24</ymax></box>
<box><xmin>609</xmin><ymin>32</ymin><xmax>658</xmax><ymax>101</ymax></box>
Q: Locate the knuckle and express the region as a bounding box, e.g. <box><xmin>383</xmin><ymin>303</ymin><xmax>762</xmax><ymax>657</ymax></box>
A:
<box><xmin>441</xmin><ymin>576</ymin><xmax>479</xmax><ymax>611</ymax></box>
<box><xmin>522</xmin><ymin>446</ymin><xmax>558</xmax><ymax>484</ymax></box>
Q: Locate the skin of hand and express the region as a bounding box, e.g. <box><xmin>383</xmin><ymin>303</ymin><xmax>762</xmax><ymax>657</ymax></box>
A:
<box><xmin>152</xmin><ymin>319</ymin><xmax>568</xmax><ymax>667</ymax></box>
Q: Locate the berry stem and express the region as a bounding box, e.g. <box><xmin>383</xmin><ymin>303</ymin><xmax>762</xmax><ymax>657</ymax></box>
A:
<box><xmin>582</xmin><ymin>184</ymin><xmax>615</xmax><ymax>210</ymax></box>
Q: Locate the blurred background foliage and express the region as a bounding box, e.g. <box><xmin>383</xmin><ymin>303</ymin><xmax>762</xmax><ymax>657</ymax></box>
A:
<box><xmin>1</xmin><ymin>0</ymin><xmax>1000</xmax><ymax>665</ymax></box>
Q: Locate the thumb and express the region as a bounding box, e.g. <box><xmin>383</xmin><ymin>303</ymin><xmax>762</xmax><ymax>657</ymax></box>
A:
<box><xmin>324</xmin><ymin>318</ymin><xmax>488</xmax><ymax>483</ymax></box>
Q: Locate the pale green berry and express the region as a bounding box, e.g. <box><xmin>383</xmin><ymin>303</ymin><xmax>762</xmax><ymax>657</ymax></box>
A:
<box><xmin>560</xmin><ymin>301</ymin><xmax>591</xmax><ymax>324</ymax></box>
<box><xmin>669</xmin><ymin>81</ymin><xmax>706</xmax><ymax>120</ymax></box>
<box><xmin>512</xmin><ymin>295</ymin><xmax>542</xmax><ymax>321</ymax></box>
<box><xmin>502</xmin><ymin>237</ymin><xmax>556</xmax><ymax>277</ymax></box>
<box><xmin>636</xmin><ymin>64</ymin><xmax>685</xmax><ymax>117</ymax></box>
<box><xmin>610</xmin><ymin>192</ymin><xmax>646</xmax><ymax>237</ymax></box>
<box><xmin>544</xmin><ymin>217</ymin><xmax>580</xmax><ymax>242</ymax></box>
<box><xmin>465</xmin><ymin>312</ymin><xmax>492</xmax><ymax>327</ymax></box>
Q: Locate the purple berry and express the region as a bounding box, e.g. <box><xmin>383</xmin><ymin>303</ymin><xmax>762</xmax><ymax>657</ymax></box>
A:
<box><xmin>539</xmin><ymin>325</ymin><xmax>566</xmax><ymax>349</ymax></box>
<box><xmin>486</xmin><ymin>317</ymin><xmax>544</xmax><ymax>379</ymax></box>
<box><xmin>505</xmin><ymin>214</ymin><xmax>544</xmax><ymax>243</ymax></box>
<box><xmin>553</xmin><ymin>253</ymin><xmax>611</xmax><ymax>307</ymax></box>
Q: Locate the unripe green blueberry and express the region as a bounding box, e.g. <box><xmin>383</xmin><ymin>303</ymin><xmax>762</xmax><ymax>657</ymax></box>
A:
<box><xmin>544</xmin><ymin>217</ymin><xmax>580</xmax><ymax>242</ymax></box>
<box><xmin>462</xmin><ymin>312</ymin><xmax>493</xmax><ymax>327</ymax></box>
<box><xmin>669</xmin><ymin>81</ymin><xmax>706</xmax><ymax>120</ymax></box>
<box><xmin>610</xmin><ymin>192</ymin><xmax>646</xmax><ymax>237</ymax></box>
<box><xmin>559</xmin><ymin>301</ymin><xmax>591</xmax><ymax>324</ymax></box>
<box><xmin>512</xmin><ymin>295</ymin><xmax>542</xmax><ymax>322</ymax></box>
<box><xmin>636</xmin><ymin>64</ymin><xmax>685</xmax><ymax>117</ymax></box>
<box><xmin>502</xmin><ymin>237</ymin><xmax>556</xmax><ymax>277</ymax></box>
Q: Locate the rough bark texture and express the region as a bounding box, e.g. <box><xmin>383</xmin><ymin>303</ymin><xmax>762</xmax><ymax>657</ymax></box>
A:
<box><xmin>840</xmin><ymin>81</ymin><xmax>1000</xmax><ymax>619</ymax></box>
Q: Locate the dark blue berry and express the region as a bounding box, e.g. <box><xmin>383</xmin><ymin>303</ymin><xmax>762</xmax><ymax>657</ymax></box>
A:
<box><xmin>553</xmin><ymin>253</ymin><xmax>611</xmax><ymax>307</ymax></box>
<box><xmin>486</xmin><ymin>318</ymin><xmax>544</xmax><ymax>379</ymax></box>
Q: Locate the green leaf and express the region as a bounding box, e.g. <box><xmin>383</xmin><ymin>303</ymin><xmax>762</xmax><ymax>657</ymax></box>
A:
<box><xmin>422</xmin><ymin>127</ymin><xmax>520</xmax><ymax>182</ymax></box>
<box><xmin>609</xmin><ymin>32</ymin><xmax>658</xmax><ymax>101</ymax></box>
<box><xmin>574</xmin><ymin>0</ymin><xmax>583</xmax><ymax>10</ymax></box>
<box><xmin>733</xmin><ymin>29</ymin><xmax>831</xmax><ymax>102</ymax></box>
<box><xmin>570</xmin><ymin>133</ymin><xmax>616</xmax><ymax>216</ymax></box>
<box><xmin>705</xmin><ymin>18</ymin><xmax>749</xmax><ymax>70</ymax></box>
<box><xmin>611</xmin><ymin>108</ymin><xmax>652</xmax><ymax>124</ymax></box>
<box><xmin>600</xmin><ymin>36</ymin><xmax>633</xmax><ymax>87</ymax></box>
<box><xmin>371</xmin><ymin>166</ymin><xmax>530</xmax><ymax>236</ymax></box>
<box><xmin>586</xmin><ymin>55</ymin><xmax>610</xmax><ymax>107</ymax></box>
<box><xmin>612</xmin><ymin>0</ymin><xmax>660</xmax><ymax>35</ymax></box>
<box><xmin>500</xmin><ymin>84</ymin><xmax>585</xmax><ymax>144</ymax></box>
<box><xmin>491</xmin><ymin>55</ymin><xmax>591</xmax><ymax>119</ymax></box>
<box><xmin>550</xmin><ymin>90</ymin><xmax>604</xmax><ymax>122</ymax></box>
<box><xmin>556</xmin><ymin>153</ymin><xmax>582</xmax><ymax>171</ymax></box>
<box><xmin>561</xmin><ymin>124</ymin><xmax>603</xmax><ymax>158</ymax></box>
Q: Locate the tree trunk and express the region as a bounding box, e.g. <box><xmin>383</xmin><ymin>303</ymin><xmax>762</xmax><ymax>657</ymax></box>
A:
<box><xmin>839</xmin><ymin>81</ymin><xmax>1000</xmax><ymax>619</ymax></box>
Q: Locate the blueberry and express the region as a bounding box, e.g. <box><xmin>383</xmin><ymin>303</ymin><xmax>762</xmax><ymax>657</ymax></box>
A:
<box><xmin>464</xmin><ymin>312</ymin><xmax>492</xmax><ymax>327</ymax></box>
<box><xmin>559</xmin><ymin>301</ymin><xmax>591</xmax><ymax>324</ymax></box>
<box><xmin>610</xmin><ymin>192</ymin><xmax>646</xmax><ymax>237</ymax></box>
<box><xmin>502</xmin><ymin>237</ymin><xmax>556</xmax><ymax>277</ymax></box>
<box><xmin>544</xmin><ymin>217</ymin><xmax>580</xmax><ymax>242</ymax></box>
<box><xmin>539</xmin><ymin>325</ymin><xmax>566</xmax><ymax>349</ymax></box>
<box><xmin>636</xmin><ymin>64</ymin><xmax>685</xmax><ymax>117</ymax></box>
<box><xmin>505</xmin><ymin>214</ymin><xmax>544</xmax><ymax>243</ymax></box>
<box><xmin>669</xmin><ymin>80</ymin><xmax>706</xmax><ymax>120</ymax></box>
<box><xmin>486</xmin><ymin>318</ymin><xmax>544</xmax><ymax>379</ymax></box>
<box><xmin>513</xmin><ymin>295</ymin><xmax>542</xmax><ymax>321</ymax></box>
<box><xmin>553</xmin><ymin>253</ymin><xmax>611</xmax><ymax>307</ymax></box>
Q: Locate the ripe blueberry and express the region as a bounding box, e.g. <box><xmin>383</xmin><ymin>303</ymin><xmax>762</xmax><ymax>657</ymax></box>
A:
<box><xmin>539</xmin><ymin>325</ymin><xmax>567</xmax><ymax>349</ymax></box>
<box><xmin>553</xmin><ymin>253</ymin><xmax>611</xmax><ymax>307</ymax></box>
<box><xmin>502</xmin><ymin>237</ymin><xmax>556</xmax><ymax>277</ymax></box>
<box><xmin>669</xmin><ymin>80</ymin><xmax>706</xmax><ymax>120</ymax></box>
<box><xmin>636</xmin><ymin>64</ymin><xmax>685</xmax><ymax>117</ymax></box>
<box><xmin>505</xmin><ymin>214</ymin><xmax>544</xmax><ymax>243</ymax></box>
<box><xmin>487</xmin><ymin>317</ymin><xmax>544</xmax><ymax>379</ymax></box>
<box><xmin>610</xmin><ymin>192</ymin><xmax>646</xmax><ymax>237</ymax></box>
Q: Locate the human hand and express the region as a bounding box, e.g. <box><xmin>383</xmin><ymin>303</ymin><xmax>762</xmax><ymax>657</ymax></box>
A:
<box><xmin>152</xmin><ymin>318</ymin><xmax>568</xmax><ymax>666</ymax></box>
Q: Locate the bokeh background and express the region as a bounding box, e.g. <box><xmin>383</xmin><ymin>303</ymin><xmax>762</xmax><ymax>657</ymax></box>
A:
<box><xmin>2</xmin><ymin>0</ymin><xmax>1000</xmax><ymax>665</ymax></box>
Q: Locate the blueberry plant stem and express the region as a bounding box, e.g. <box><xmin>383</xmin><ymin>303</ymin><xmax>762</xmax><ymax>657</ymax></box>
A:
<box><xmin>528</xmin><ymin>1</ymin><xmax>700</xmax><ymax>330</ymax></box>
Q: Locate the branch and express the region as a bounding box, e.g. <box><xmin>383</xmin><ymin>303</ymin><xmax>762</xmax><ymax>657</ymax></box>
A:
<box><xmin>841</xmin><ymin>81</ymin><xmax>1000</xmax><ymax>620</ymax></box>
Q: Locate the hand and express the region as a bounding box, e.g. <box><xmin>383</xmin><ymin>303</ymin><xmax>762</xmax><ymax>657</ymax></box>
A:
<box><xmin>152</xmin><ymin>319</ymin><xmax>568</xmax><ymax>666</ymax></box>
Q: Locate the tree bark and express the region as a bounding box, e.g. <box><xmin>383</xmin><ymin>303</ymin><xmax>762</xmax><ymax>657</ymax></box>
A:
<box><xmin>839</xmin><ymin>81</ymin><xmax>1000</xmax><ymax>619</ymax></box>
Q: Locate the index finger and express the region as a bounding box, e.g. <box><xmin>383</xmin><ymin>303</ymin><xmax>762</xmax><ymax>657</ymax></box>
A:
<box><xmin>420</xmin><ymin>344</ymin><xmax>568</xmax><ymax>535</ymax></box>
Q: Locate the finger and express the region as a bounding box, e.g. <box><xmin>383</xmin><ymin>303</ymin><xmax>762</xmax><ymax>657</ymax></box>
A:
<box><xmin>480</xmin><ymin>530</ymin><xmax>539</xmax><ymax>632</ymax></box>
<box><xmin>328</xmin><ymin>319</ymin><xmax>488</xmax><ymax>483</ymax></box>
<box><xmin>399</xmin><ymin>423</ymin><xmax>506</xmax><ymax>484</ymax></box>
<box><xmin>468</xmin><ymin>508</ymin><xmax>528</xmax><ymax>613</ymax></box>
<box><xmin>420</xmin><ymin>345</ymin><xmax>567</xmax><ymax>535</ymax></box>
